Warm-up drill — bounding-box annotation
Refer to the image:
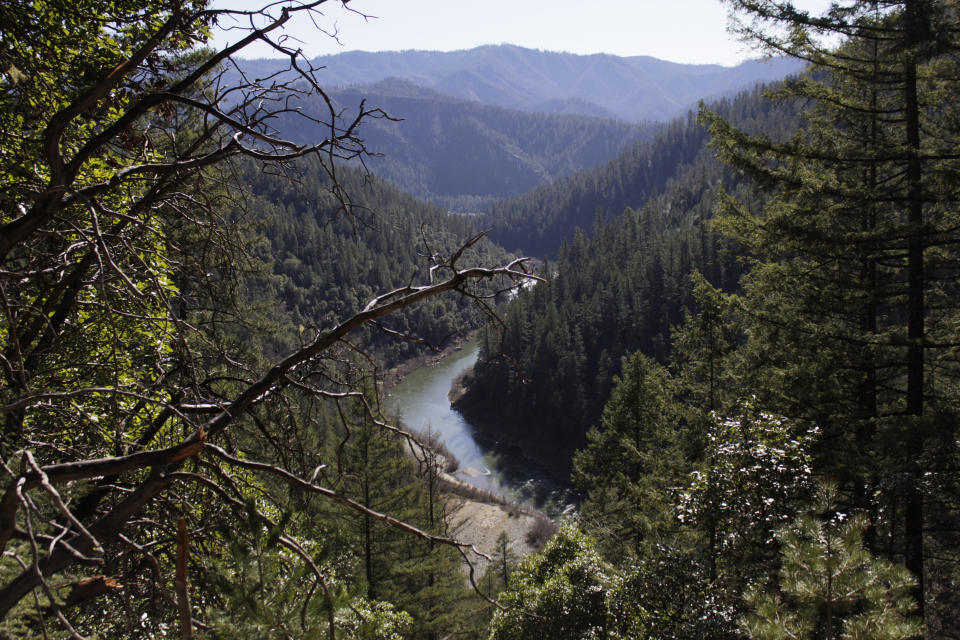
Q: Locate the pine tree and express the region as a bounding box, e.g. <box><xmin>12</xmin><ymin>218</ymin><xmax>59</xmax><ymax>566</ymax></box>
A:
<box><xmin>571</xmin><ymin>351</ymin><xmax>684</xmax><ymax>560</ymax></box>
<box><xmin>742</xmin><ymin>485</ymin><xmax>921</xmax><ymax>640</ymax></box>
<box><xmin>671</xmin><ymin>270</ymin><xmax>741</xmax><ymax>461</ymax></box>
<box><xmin>490</xmin><ymin>531</ymin><xmax>518</xmax><ymax>592</ymax></box>
<box><xmin>329</xmin><ymin>395</ymin><xmax>480</xmax><ymax>640</ymax></box>
<box><xmin>332</xmin><ymin>395</ymin><xmax>421</xmax><ymax>602</ymax></box>
<box><xmin>672</xmin><ymin>271</ymin><xmax>736</xmax><ymax>415</ymax></box>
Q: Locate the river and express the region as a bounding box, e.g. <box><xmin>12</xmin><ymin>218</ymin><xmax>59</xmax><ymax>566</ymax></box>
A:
<box><xmin>384</xmin><ymin>336</ymin><xmax>574</xmax><ymax>512</ymax></box>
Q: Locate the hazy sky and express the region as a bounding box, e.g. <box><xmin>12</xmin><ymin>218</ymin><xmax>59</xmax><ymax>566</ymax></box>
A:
<box><xmin>214</xmin><ymin>0</ymin><xmax>834</xmax><ymax>66</ymax></box>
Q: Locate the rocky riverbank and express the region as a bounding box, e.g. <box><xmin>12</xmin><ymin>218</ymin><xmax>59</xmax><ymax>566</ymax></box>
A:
<box><xmin>383</xmin><ymin>334</ymin><xmax>560</xmax><ymax>578</ymax></box>
<box><xmin>439</xmin><ymin>471</ymin><xmax>556</xmax><ymax>576</ymax></box>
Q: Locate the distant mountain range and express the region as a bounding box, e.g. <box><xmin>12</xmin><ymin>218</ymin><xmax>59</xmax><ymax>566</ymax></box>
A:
<box><xmin>233</xmin><ymin>45</ymin><xmax>803</xmax><ymax>210</ymax></box>
<box><xmin>238</xmin><ymin>44</ymin><xmax>805</xmax><ymax>123</ymax></box>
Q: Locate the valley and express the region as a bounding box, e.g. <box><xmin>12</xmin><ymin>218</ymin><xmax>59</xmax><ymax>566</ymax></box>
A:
<box><xmin>3</xmin><ymin>3</ymin><xmax>958</xmax><ymax>639</ymax></box>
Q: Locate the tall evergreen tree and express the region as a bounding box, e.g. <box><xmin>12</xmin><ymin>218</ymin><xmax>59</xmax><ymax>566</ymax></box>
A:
<box><xmin>334</xmin><ymin>395</ymin><xmax>419</xmax><ymax>602</ymax></box>
<box><xmin>571</xmin><ymin>352</ymin><xmax>684</xmax><ymax>560</ymax></box>
<box><xmin>706</xmin><ymin>1</ymin><xmax>960</xmax><ymax>626</ymax></box>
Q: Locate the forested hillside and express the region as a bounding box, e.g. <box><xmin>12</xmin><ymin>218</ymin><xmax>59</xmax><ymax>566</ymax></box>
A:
<box><xmin>3</xmin><ymin>0</ymin><xmax>959</xmax><ymax>638</ymax></box>
<box><xmin>468</xmin><ymin>3</ymin><xmax>960</xmax><ymax>639</ymax></box>
<box><xmin>457</xmin><ymin>85</ymin><xmax>802</xmax><ymax>467</ymax></box>
<box><xmin>480</xmin><ymin>83</ymin><xmax>803</xmax><ymax>256</ymax></box>
<box><xmin>285</xmin><ymin>80</ymin><xmax>651</xmax><ymax>211</ymax></box>
<box><xmin>234</xmin><ymin>156</ymin><xmax>510</xmax><ymax>365</ymax></box>
<box><xmin>0</xmin><ymin>3</ymin><xmax>530</xmax><ymax>638</ymax></box>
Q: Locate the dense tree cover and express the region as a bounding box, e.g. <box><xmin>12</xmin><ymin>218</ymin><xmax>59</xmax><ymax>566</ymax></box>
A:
<box><xmin>571</xmin><ymin>353</ymin><xmax>683</xmax><ymax>560</ymax></box>
<box><xmin>235</xmin><ymin>156</ymin><xmax>510</xmax><ymax>366</ymax></box>
<box><xmin>7</xmin><ymin>0</ymin><xmax>960</xmax><ymax>637</ymax></box>
<box><xmin>487</xmin><ymin>526</ymin><xmax>613</xmax><ymax>640</ymax></box>
<box><xmin>471</xmin><ymin>1</ymin><xmax>960</xmax><ymax>638</ymax></box>
<box><xmin>480</xmin><ymin>85</ymin><xmax>804</xmax><ymax>256</ymax></box>
<box><xmin>494</xmin><ymin>397</ymin><xmax>921</xmax><ymax>640</ymax></box>
<box><xmin>318</xmin><ymin>392</ymin><xmax>486</xmax><ymax>640</ymax></box>
<box><xmin>702</xmin><ymin>0</ymin><xmax>960</xmax><ymax>630</ymax></box>
<box><xmin>675</xmin><ymin>399</ymin><xmax>819</xmax><ymax>587</ymax></box>
<box><xmin>0</xmin><ymin>1</ymin><xmax>533</xmax><ymax>637</ymax></box>
<box><xmin>270</xmin><ymin>79</ymin><xmax>654</xmax><ymax>212</ymax></box>
<box><xmin>455</xmin><ymin>87</ymin><xmax>799</xmax><ymax>471</ymax></box>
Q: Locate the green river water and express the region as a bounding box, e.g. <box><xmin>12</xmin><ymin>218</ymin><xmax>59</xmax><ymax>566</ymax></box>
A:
<box><xmin>384</xmin><ymin>336</ymin><xmax>573</xmax><ymax>510</ymax></box>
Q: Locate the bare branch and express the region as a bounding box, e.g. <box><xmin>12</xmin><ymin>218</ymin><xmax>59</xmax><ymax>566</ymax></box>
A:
<box><xmin>204</xmin><ymin>443</ymin><xmax>490</xmax><ymax>561</ymax></box>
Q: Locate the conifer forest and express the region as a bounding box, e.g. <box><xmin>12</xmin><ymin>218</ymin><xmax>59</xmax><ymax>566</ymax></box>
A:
<box><xmin>1</xmin><ymin>1</ymin><xmax>959</xmax><ymax>638</ymax></box>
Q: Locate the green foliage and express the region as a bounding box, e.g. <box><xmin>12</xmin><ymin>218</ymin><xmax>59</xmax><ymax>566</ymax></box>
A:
<box><xmin>487</xmin><ymin>526</ymin><xmax>738</xmax><ymax>640</ymax></box>
<box><xmin>707</xmin><ymin>1</ymin><xmax>960</xmax><ymax>627</ymax></box>
<box><xmin>671</xmin><ymin>271</ymin><xmax>739</xmax><ymax>412</ymax></box>
<box><xmin>742</xmin><ymin>485</ymin><xmax>921</xmax><ymax>640</ymax></box>
<box><xmin>481</xmin><ymin>531</ymin><xmax>519</xmax><ymax>596</ymax></box>
<box><xmin>0</xmin><ymin>0</ymin><xmax>209</xmax><ymax>208</ymax></box>
<box><xmin>0</xmin><ymin>1</ymin><xmax>520</xmax><ymax>636</ymax></box>
<box><xmin>7</xmin><ymin>0</ymin><xmax>960</xmax><ymax>636</ymax></box>
<box><xmin>610</xmin><ymin>546</ymin><xmax>739</xmax><ymax>640</ymax></box>
<box><xmin>291</xmin><ymin>388</ymin><xmax>487</xmax><ymax>640</ymax></box>
<box><xmin>483</xmin><ymin>111</ymin><xmax>711</xmax><ymax>257</ymax></box>
<box><xmin>201</xmin><ymin>506</ymin><xmax>348</xmax><ymax>639</ymax></box>
<box><xmin>488</xmin><ymin>525</ymin><xmax>612</xmax><ymax>640</ymax></box>
<box><xmin>676</xmin><ymin>399</ymin><xmax>818</xmax><ymax>585</ymax></box>
<box><xmin>204</xmin><ymin>549</ymin><xmax>413</xmax><ymax>640</ymax></box>
<box><xmin>333</xmin><ymin>599</ymin><xmax>414</xmax><ymax>640</ymax></box>
<box><xmin>457</xmin><ymin>88</ymin><xmax>795</xmax><ymax>474</ymax></box>
<box><xmin>236</xmin><ymin>156</ymin><xmax>510</xmax><ymax>366</ymax></box>
<box><xmin>482</xmin><ymin>86</ymin><xmax>801</xmax><ymax>257</ymax></box>
<box><xmin>572</xmin><ymin>351</ymin><xmax>684</xmax><ymax>560</ymax></box>
<box><xmin>458</xmin><ymin>200</ymin><xmax>726</xmax><ymax>473</ymax></box>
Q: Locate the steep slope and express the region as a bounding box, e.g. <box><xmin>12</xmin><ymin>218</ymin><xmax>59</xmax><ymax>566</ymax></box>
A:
<box><xmin>482</xmin><ymin>85</ymin><xmax>804</xmax><ymax>256</ymax></box>
<box><xmin>455</xmin><ymin>87</ymin><xmax>804</xmax><ymax>474</ymax></box>
<box><xmin>235</xmin><ymin>156</ymin><xmax>512</xmax><ymax>366</ymax></box>
<box><xmin>274</xmin><ymin>79</ymin><xmax>652</xmax><ymax>211</ymax></box>
<box><xmin>481</xmin><ymin>111</ymin><xmax>709</xmax><ymax>256</ymax></box>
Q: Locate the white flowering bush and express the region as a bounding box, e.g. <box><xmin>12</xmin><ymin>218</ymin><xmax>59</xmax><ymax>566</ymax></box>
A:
<box><xmin>676</xmin><ymin>398</ymin><xmax>819</xmax><ymax>573</ymax></box>
<box><xmin>610</xmin><ymin>545</ymin><xmax>741</xmax><ymax>640</ymax></box>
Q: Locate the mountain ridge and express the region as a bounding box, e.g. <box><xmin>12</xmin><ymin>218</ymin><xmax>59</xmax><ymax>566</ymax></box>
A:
<box><xmin>237</xmin><ymin>44</ymin><xmax>805</xmax><ymax>123</ymax></box>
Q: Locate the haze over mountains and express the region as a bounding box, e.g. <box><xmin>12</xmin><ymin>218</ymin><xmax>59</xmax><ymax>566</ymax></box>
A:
<box><xmin>239</xmin><ymin>45</ymin><xmax>803</xmax><ymax>210</ymax></box>
<box><xmin>321</xmin><ymin>80</ymin><xmax>654</xmax><ymax>211</ymax></box>
<box><xmin>241</xmin><ymin>44</ymin><xmax>804</xmax><ymax>122</ymax></box>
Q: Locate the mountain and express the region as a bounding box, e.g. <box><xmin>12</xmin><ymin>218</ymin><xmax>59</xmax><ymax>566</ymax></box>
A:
<box><xmin>239</xmin><ymin>45</ymin><xmax>805</xmax><ymax>123</ymax></box>
<box><xmin>480</xmin><ymin>84</ymin><xmax>805</xmax><ymax>257</ymax></box>
<box><xmin>479</xmin><ymin>111</ymin><xmax>710</xmax><ymax>256</ymax></box>
<box><xmin>272</xmin><ymin>78</ymin><xmax>653</xmax><ymax>211</ymax></box>
<box><xmin>231</xmin><ymin>46</ymin><xmax>803</xmax><ymax>210</ymax></box>
<box><xmin>234</xmin><ymin>155</ymin><xmax>511</xmax><ymax>366</ymax></box>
